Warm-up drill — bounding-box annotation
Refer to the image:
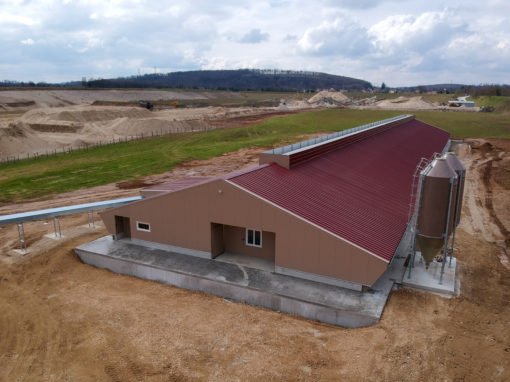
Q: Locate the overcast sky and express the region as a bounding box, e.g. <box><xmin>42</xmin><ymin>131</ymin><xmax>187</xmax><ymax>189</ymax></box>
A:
<box><xmin>1</xmin><ymin>0</ymin><xmax>509</xmax><ymax>86</ymax></box>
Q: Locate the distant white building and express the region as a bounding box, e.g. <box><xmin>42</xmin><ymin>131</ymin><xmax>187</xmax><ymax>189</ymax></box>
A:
<box><xmin>448</xmin><ymin>95</ymin><xmax>475</xmax><ymax>107</ymax></box>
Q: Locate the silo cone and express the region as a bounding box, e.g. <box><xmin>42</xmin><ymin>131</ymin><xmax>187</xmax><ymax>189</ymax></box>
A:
<box><xmin>416</xmin><ymin>236</ymin><xmax>444</xmax><ymax>270</ymax></box>
<box><xmin>416</xmin><ymin>158</ymin><xmax>457</xmax><ymax>270</ymax></box>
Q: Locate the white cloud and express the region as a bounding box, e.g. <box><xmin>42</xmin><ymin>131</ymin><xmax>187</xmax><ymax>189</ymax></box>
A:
<box><xmin>239</xmin><ymin>28</ymin><xmax>270</xmax><ymax>44</ymax></box>
<box><xmin>368</xmin><ymin>10</ymin><xmax>457</xmax><ymax>54</ymax></box>
<box><xmin>0</xmin><ymin>0</ymin><xmax>508</xmax><ymax>85</ymax></box>
<box><xmin>0</xmin><ymin>12</ymin><xmax>38</xmax><ymax>26</ymax></box>
<box><xmin>298</xmin><ymin>17</ymin><xmax>370</xmax><ymax>56</ymax></box>
<box><xmin>20</xmin><ymin>38</ymin><xmax>34</xmax><ymax>45</ymax></box>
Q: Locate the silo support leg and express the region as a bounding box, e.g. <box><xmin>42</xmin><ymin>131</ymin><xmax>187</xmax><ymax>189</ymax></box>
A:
<box><xmin>53</xmin><ymin>217</ymin><xmax>62</xmax><ymax>238</ymax></box>
<box><xmin>449</xmin><ymin>230</ymin><xmax>457</xmax><ymax>267</ymax></box>
<box><xmin>440</xmin><ymin>180</ymin><xmax>455</xmax><ymax>285</ymax></box>
<box><xmin>449</xmin><ymin>174</ymin><xmax>463</xmax><ymax>268</ymax></box>
<box><xmin>87</xmin><ymin>211</ymin><xmax>95</xmax><ymax>228</ymax></box>
<box><xmin>17</xmin><ymin>223</ymin><xmax>27</xmax><ymax>250</ymax></box>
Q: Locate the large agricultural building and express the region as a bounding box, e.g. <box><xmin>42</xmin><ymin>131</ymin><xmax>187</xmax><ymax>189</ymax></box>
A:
<box><xmin>94</xmin><ymin>114</ymin><xmax>451</xmax><ymax>293</ymax></box>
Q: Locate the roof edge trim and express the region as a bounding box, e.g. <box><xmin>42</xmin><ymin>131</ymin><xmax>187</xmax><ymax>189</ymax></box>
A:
<box><xmin>99</xmin><ymin>177</ymin><xmax>218</xmax><ymax>216</ymax></box>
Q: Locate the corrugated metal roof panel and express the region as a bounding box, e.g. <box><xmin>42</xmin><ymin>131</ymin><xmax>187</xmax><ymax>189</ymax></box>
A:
<box><xmin>230</xmin><ymin>119</ymin><xmax>450</xmax><ymax>262</ymax></box>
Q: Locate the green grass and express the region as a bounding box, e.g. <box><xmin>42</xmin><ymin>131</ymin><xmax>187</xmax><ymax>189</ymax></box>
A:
<box><xmin>413</xmin><ymin>110</ymin><xmax>510</xmax><ymax>138</ymax></box>
<box><xmin>471</xmin><ymin>95</ymin><xmax>510</xmax><ymax>112</ymax></box>
<box><xmin>1</xmin><ymin>108</ymin><xmax>509</xmax><ymax>203</ymax></box>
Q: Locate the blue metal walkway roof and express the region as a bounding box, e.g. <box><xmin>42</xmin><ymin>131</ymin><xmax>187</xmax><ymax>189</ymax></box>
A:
<box><xmin>0</xmin><ymin>196</ymin><xmax>142</xmax><ymax>226</ymax></box>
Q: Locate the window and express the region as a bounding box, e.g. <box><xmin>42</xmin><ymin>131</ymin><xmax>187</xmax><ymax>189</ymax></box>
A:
<box><xmin>136</xmin><ymin>221</ymin><xmax>151</xmax><ymax>232</ymax></box>
<box><xmin>246</xmin><ymin>228</ymin><xmax>262</xmax><ymax>247</ymax></box>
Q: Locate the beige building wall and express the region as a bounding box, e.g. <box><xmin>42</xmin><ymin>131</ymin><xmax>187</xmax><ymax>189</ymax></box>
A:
<box><xmin>101</xmin><ymin>178</ymin><xmax>388</xmax><ymax>286</ymax></box>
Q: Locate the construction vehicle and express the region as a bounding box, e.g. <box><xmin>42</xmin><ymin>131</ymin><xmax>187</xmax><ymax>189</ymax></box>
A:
<box><xmin>139</xmin><ymin>101</ymin><xmax>154</xmax><ymax>111</ymax></box>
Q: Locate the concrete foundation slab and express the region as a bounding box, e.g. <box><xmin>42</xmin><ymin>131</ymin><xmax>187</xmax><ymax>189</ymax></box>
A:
<box><xmin>76</xmin><ymin>236</ymin><xmax>410</xmax><ymax>328</ymax></box>
<box><xmin>214</xmin><ymin>252</ymin><xmax>275</xmax><ymax>272</ymax></box>
<box><xmin>12</xmin><ymin>249</ymin><xmax>29</xmax><ymax>256</ymax></box>
<box><xmin>402</xmin><ymin>252</ymin><xmax>457</xmax><ymax>297</ymax></box>
<box><xmin>44</xmin><ymin>233</ymin><xmax>65</xmax><ymax>240</ymax></box>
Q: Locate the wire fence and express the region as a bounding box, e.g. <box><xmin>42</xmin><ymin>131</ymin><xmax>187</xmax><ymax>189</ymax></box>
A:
<box><xmin>0</xmin><ymin>124</ymin><xmax>217</xmax><ymax>166</ymax></box>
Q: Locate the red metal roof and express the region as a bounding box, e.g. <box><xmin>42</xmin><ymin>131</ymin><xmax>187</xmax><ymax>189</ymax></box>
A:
<box><xmin>228</xmin><ymin>119</ymin><xmax>450</xmax><ymax>262</ymax></box>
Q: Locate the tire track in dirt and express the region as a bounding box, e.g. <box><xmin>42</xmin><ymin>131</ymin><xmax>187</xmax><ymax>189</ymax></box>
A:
<box><xmin>482</xmin><ymin>158</ymin><xmax>510</xmax><ymax>268</ymax></box>
<box><xmin>459</xmin><ymin>140</ymin><xmax>510</xmax><ymax>269</ymax></box>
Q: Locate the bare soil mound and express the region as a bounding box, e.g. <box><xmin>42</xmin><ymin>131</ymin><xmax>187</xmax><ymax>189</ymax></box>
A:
<box><xmin>25</xmin><ymin>122</ymin><xmax>83</xmax><ymax>133</ymax></box>
<box><xmin>1</xmin><ymin>122</ymin><xmax>26</xmax><ymax>137</ymax></box>
<box><xmin>0</xmin><ymin>89</ymin><xmax>243</xmax><ymax>110</ymax></box>
<box><xmin>55</xmin><ymin>107</ymin><xmax>151</xmax><ymax>123</ymax></box>
<box><xmin>375</xmin><ymin>96</ymin><xmax>438</xmax><ymax>110</ymax></box>
<box><xmin>0</xmin><ymin>123</ymin><xmax>51</xmax><ymax>158</ymax></box>
<box><xmin>0</xmin><ymin>104</ymin><xmax>311</xmax><ymax>160</ymax></box>
<box><xmin>308</xmin><ymin>90</ymin><xmax>349</xmax><ymax>104</ymax></box>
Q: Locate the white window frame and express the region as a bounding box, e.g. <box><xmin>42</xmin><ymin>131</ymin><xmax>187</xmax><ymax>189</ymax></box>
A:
<box><xmin>136</xmin><ymin>221</ymin><xmax>151</xmax><ymax>232</ymax></box>
<box><xmin>245</xmin><ymin>228</ymin><xmax>262</xmax><ymax>248</ymax></box>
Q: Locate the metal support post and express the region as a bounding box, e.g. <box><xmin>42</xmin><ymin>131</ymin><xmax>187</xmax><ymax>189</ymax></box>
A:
<box><xmin>87</xmin><ymin>211</ymin><xmax>95</xmax><ymax>228</ymax></box>
<box><xmin>439</xmin><ymin>178</ymin><xmax>455</xmax><ymax>285</ymax></box>
<box><xmin>17</xmin><ymin>223</ymin><xmax>27</xmax><ymax>251</ymax></box>
<box><xmin>408</xmin><ymin>173</ymin><xmax>425</xmax><ymax>279</ymax></box>
<box><xmin>407</xmin><ymin>227</ymin><xmax>417</xmax><ymax>279</ymax></box>
<box><xmin>53</xmin><ymin>217</ymin><xmax>62</xmax><ymax>238</ymax></box>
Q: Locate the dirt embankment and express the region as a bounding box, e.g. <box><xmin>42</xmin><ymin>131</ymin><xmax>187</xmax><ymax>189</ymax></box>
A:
<box><xmin>0</xmin><ymin>139</ymin><xmax>509</xmax><ymax>381</ymax></box>
<box><xmin>0</xmin><ymin>104</ymin><xmax>313</xmax><ymax>160</ymax></box>
<box><xmin>0</xmin><ymin>89</ymin><xmax>240</xmax><ymax>110</ymax></box>
<box><xmin>0</xmin><ymin>89</ymin><xmax>318</xmax><ymax>160</ymax></box>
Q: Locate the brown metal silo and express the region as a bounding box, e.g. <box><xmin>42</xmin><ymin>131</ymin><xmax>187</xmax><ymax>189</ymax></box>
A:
<box><xmin>416</xmin><ymin>158</ymin><xmax>457</xmax><ymax>269</ymax></box>
<box><xmin>444</xmin><ymin>152</ymin><xmax>466</xmax><ymax>226</ymax></box>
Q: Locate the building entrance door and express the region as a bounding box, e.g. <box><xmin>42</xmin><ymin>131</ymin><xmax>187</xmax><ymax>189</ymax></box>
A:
<box><xmin>114</xmin><ymin>216</ymin><xmax>131</xmax><ymax>239</ymax></box>
<box><xmin>210</xmin><ymin>223</ymin><xmax>225</xmax><ymax>258</ymax></box>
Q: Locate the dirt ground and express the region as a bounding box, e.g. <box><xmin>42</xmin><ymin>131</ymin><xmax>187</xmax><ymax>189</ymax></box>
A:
<box><xmin>0</xmin><ymin>135</ymin><xmax>509</xmax><ymax>381</ymax></box>
<box><xmin>0</xmin><ymin>89</ymin><xmax>244</xmax><ymax>109</ymax></box>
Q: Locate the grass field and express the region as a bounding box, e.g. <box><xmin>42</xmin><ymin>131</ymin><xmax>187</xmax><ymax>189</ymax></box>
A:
<box><xmin>1</xmin><ymin>108</ymin><xmax>509</xmax><ymax>203</ymax></box>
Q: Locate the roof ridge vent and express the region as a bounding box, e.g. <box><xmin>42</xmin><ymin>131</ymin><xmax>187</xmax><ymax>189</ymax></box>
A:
<box><xmin>259</xmin><ymin>114</ymin><xmax>414</xmax><ymax>169</ymax></box>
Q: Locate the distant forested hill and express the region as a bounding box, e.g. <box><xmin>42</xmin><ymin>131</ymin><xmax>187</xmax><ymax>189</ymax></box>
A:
<box><xmin>85</xmin><ymin>69</ymin><xmax>372</xmax><ymax>91</ymax></box>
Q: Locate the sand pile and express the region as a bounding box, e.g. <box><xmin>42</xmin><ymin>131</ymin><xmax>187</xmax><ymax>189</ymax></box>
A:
<box><xmin>0</xmin><ymin>89</ymin><xmax>242</xmax><ymax>109</ymax></box>
<box><xmin>56</xmin><ymin>107</ymin><xmax>151</xmax><ymax>122</ymax></box>
<box><xmin>308</xmin><ymin>90</ymin><xmax>349</xmax><ymax>104</ymax></box>
<box><xmin>0</xmin><ymin>104</ymin><xmax>304</xmax><ymax>160</ymax></box>
<box><xmin>0</xmin><ymin>123</ymin><xmax>53</xmax><ymax>158</ymax></box>
<box><xmin>19</xmin><ymin>106</ymin><xmax>151</xmax><ymax>123</ymax></box>
<box><xmin>374</xmin><ymin>96</ymin><xmax>438</xmax><ymax>110</ymax></box>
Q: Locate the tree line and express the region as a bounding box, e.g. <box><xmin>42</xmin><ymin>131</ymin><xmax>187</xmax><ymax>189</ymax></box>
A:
<box><xmin>83</xmin><ymin>69</ymin><xmax>373</xmax><ymax>92</ymax></box>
